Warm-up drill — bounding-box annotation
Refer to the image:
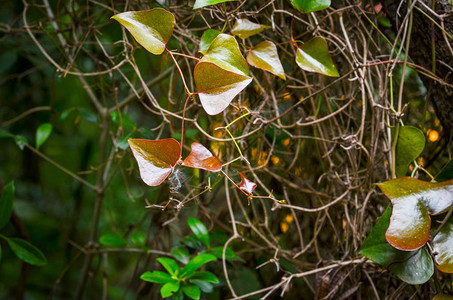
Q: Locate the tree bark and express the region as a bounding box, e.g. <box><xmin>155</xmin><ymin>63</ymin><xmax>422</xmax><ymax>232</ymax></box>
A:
<box><xmin>383</xmin><ymin>0</ymin><xmax>453</xmax><ymax>131</ymax></box>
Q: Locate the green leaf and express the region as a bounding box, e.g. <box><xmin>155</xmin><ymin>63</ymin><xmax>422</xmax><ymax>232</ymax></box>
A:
<box><xmin>0</xmin><ymin>181</ymin><xmax>15</xmax><ymax>230</ymax></box>
<box><xmin>378</xmin><ymin>177</ymin><xmax>453</xmax><ymax>215</ymax></box>
<box><xmin>434</xmin><ymin>158</ymin><xmax>453</xmax><ymax>182</ymax></box>
<box><xmin>393</xmin><ymin>126</ymin><xmax>425</xmax><ymax>177</ymax></box>
<box><xmin>188</xmin><ymin>279</ymin><xmax>214</xmax><ymax>293</ymax></box>
<box><xmin>211</xmin><ymin>245</ymin><xmax>236</xmax><ymax>259</ymax></box>
<box><xmin>182</xmin><ymin>284</ymin><xmax>201</xmax><ymax>300</ymax></box>
<box><xmin>194</xmin><ymin>34</ymin><xmax>252</xmax><ymax>115</ymax></box>
<box><xmin>389</xmin><ymin>247</ymin><xmax>434</xmax><ymax>284</ymax></box>
<box><xmin>433</xmin><ymin>294</ymin><xmax>453</xmax><ymax>300</ymax></box>
<box><xmin>180</xmin><ymin>254</ymin><xmax>217</xmax><ymax>278</ymax></box>
<box><xmin>77</xmin><ymin>107</ymin><xmax>98</xmax><ymax>123</ymax></box>
<box><xmin>99</xmin><ymin>233</ymin><xmax>126</xmax><ymax>247</ymax></box>
<box><xmin>432</xmin><ymin>217</ymin><xmax>453</xmax><ymax>273</ymax></box>
<box><xmin>295</xmin><ymin>37</ymin><xmax>339</xmax><ymax>77</ymax></box>
<box><xmin>110</xmin><ymin>111</ymin><xmax>136</xmax><ymax>129</ymax></box>
<box><xmin>188</xmin><ymin>271</ymin><xmax>219</xmax><ymax>283</ymax></box>
<box><xmin>14</xmin><ymin>135</ymin><xmax>28</xmax><ymax>150</ymax></box>
<box><xmin>111</xmin><ymin>8</ymin><xmax>175</xmax><ymax>55</ymax></box>
<box><xmin>182</xmin><ymin>234</ymin><xmax>204</xmax><ymax>250</ymax></box>
<box><xmin>199</xmin><ymin>29</ymin><xmax>221</xmax><ymax>55</ymax></box>
<box><xmin>35</xmin><ymin>123</ymin><xmax>52</xmax><ymax>149</ymax></box>
<box><xmin>161</xmin><ymin>281</ymin><xmax>180</xmax><ymax>298</ymax></box>
<box><xmin>185</xmin><ymin>129</ymin><xmax>199</xmax><ymax>138</ymax></box>
<box><xmin>359</xmin><ymin>205</ymin><xmax>414</xmax><ymax>267</ymax></box>
<box><xmin>5</xmin><ymin>237</ymin><xmax>47</xmax><ymax>266</ymax></box>
<box><xmin>157</xmin><ymin>257</ymin><xmax>181</xmax><ymax>276</ymax></box>
<box><xmin>231</xmin><ymin>19</ymin><xmax>270</xmax><ymax>39</ymax></box>
<box><xmin>0</xmin><ymin>129</ymin><xmax>14</xmax><ymax>138</ymax></box>
<box><xmin>247</xmin><ymin>41</ymin><xmax>286</xmax><ymax>80</ymax></box>
<box><xmin>128</xmin><ymin>138</ymin><xmax>180</xmax><ymax>186</ymax></box>
<box><xmin>187</xmin><ymin>218</ymin><xmax>210</xmax><ymax>247</ymax></box>
<box><xmin>140</xmin><ymin>271</ymin><xmax>173</xmax><ymax>283</ymax></box>
<box><xmin>193</xmin><ymin>0</ymin><xmax>238</xmax><ymax>9</ymax></box>
<box><xmin>171</xmin><ymin>246</ymin><xmax>190</xmax><ymax>264</ymax></box>
<box><xmin>290</xmin><ymin>0</ymin><xmax>331</xmax><ymax>13</ymax></box>
<box><xmin>131</xmin><ymin>232</ymin><xmax>146</xmax><ymax>246</ymax></box>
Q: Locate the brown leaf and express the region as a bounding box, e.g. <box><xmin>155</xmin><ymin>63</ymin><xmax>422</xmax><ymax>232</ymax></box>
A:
<box><xmin>238</xmin><ymin>172</ymin><xmax>257</xmax><ymax>194</ymax></box>
<box><xmin>183</xmin><ymin>143</ymin><xmax>222</xmax><ymax>172</ymax></box>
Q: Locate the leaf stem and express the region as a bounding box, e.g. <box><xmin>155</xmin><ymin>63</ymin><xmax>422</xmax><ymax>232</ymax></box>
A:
<box><xmin>179</xmin><ymin>94</ymin><xmax>192</xmax><ymax>159</ymax></box>
<box><xmin>166</xmin><ymin>48</ymin><xmax>192</xmax><ymax>95</ymax></box>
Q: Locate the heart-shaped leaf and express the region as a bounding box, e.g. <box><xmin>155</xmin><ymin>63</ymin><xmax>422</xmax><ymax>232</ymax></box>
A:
<box><xmin>193</xmin><ymin>0</ymin><xmax>238</xmax><ymax>9</ymax></box>
<box><xmin>389</xmin><ymin>247</ymin><xmax>434</xmax><ymax>284</ymax></box>
<box><xmin>183</xmin><ymin>143</ymin><xmax>222</xmax><ymax>172</ymax></box>
<box><xmin>238</xmin><ymin>172</ymin><xmax>257</xmax><ymax>194</ymax></box>
<box><xmin>128</xmin><ymin>138</ymin><xmax>180</xmax><ymax>186</ymax></box>
<box><xmin>295</xmin><ymin>37</ymin><xmax>339</xmax><ymax>77</ymax></box>
<box><xmin>432</xmin><ymin>217</ymin><xmax>453</xmax><ymax>273</ymax></box>
<box><xmin>194</xmin><ymin>34</ymin><xmax>252</xmax><ymax>115</ymax></box>
<box><xmin>392</xmin><ymin>126</ymin><xmax>425</xmax><ymax>177</ymax></box>
<box><xmin>290</xmin><ymin>0</ymin><xmax>331</xmax><ymax>13</ymax></box>
<box><xmin>231</xmin><ymin>19</ymin><xmax>270</xmax><ymax>39</ymax></box>
<box><xmin>433</xmin><ymin>295</ymin><xmax>453</xmax><ymax>300</ymax></box>
<box><xmin>111</xmin><ymin>8</ymin><xmax>175</xmax><ymax>55</ymax></box>
<box><xmin>359</xmin><ymin>205</ymin><xmax>414</xmax><ymax>267</ymax></box>
<box><xmin>378</xmin><ymin>177</ymin><xmax>453</xmax><ymax>215</ymax></box>
<box><xmin>199</xmin><ymin>29</ymin><xmax>221</xmax><ymax>55</ymax></box>
<box><xmin>247</xmin><ymin>41</ymin><xmax>286</xmax><ymax>80</ymax></box>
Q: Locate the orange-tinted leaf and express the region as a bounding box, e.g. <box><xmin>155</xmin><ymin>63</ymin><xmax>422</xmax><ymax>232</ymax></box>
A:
<box><xmin>378</xmin><ymin>177</ymin><xmax>453</xmax><ymax>215</ymax></box>
<box><xmin>385</xmin><ymin>198</ymin><xmax>430</xmax><ymax>251</ymax></box>
<box><xmin>295</xmin><ymin>37</ymin><xmax>339</xmax><ymax>77</ymax></box>
<box><xmin>238</xmin><ymin>172</ymin><xmax>257</xmax><ymax>194</ymax></box>
<box><xmin>247</xmin><ymin>41</ymin><xmax>286</xmax><ymax>80</ymax></box>
<box><xmin>183</xmin><ymin>143</ymin><xmax>222</xmax><ymax>172</ymax></box>
<box><xmin>111</xmin><ymin>9</ymin><xmax>175</xmax><ymax>55</ymax></box>
<box><xmin>432</xmin><ymin>218</ymin><xmax>453</xmax><ymax>273</ymax></box>
<box><xmin>231</xmin><ymin>19</ymin><xmax>270</xmax><ymax>39</ymax></box>
<box><xmin>128</xmin><ymin>138</ymin><xmax>180</xmax><ymax>186</ymax></box>
<box><xmin>194</xmin><ymin>34</ymin><xmax>252</xmax><ymax>115</ymax></box>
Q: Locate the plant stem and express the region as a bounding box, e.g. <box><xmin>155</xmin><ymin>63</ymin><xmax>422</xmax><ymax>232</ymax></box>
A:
<box><xmin>179</xmin><ymin>94</ymin><xmax>192</xmax><ymax>159</ymax></box>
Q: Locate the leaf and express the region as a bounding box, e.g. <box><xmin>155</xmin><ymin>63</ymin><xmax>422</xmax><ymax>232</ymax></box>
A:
<box><xmin>77</xmin><ymin>107</ymin><xmax>98</xmax><ymax>123</ymax></box>
<box><xmin>188</xmin><ymin>279</ymin><xmax>214</xmax><ymax>293</ymax></box>
<box><xmin>0</xmin><ymin>181</ymin><xmax>15</xmax><ymax>230</ymax></box>
<box><xmin>171</xmin><ymin>246</ymin><xmax>190</xmax><ymax>264</ymax></box>
<box><xmin>194</xmin><ymin>34</ymin><xmax>252</xmax><ymax>115</ymax></box>
<box><xmin>377</xmin><ymin>177</ymin><xmax>453</xmax><ymax>215</ymax></box>
<box><xmin>231</xmin><ymin>19</ymin><xmax>270</xmax><ymax>39</ymax></box>
<box><xmin>141</xmin><ymin>271</ymin><xmax>174</xmax><ymax>283</ymax></box>
<box><xmin>433</xmin><ymin>294</ymin><xmax>453</xmax><ymax>300</ymax></box>
<box><xmin>99</xmin><ymin>233</ymin><xmax>126</xmax><ymax>247</ymax></box>
<box><xmin>359</xmin><ymin>206</ymin><xmax>414</xmax><ymax>267</ymax></box>
<box><xmin>434</xmin><ymin>158</ymin><xmax>453</xmax><ymax>182</ymax></box>
<box><xmin>188</xmin><ymin>271</ymin><xmax>219</xmax><ymax>283</ymax></box>
<box><xmin>295</xmin><ymin>37</ymin><xmax>339</xmax><ymax>77</ymax></box>
<box><xmin>35</xmin><ymin>123</ymin><xmax>53</xmax><ymax>149</ymax></box>
<box><xmin>110</xmin><ymin>111</ymin><xmax>136</xmax><ymax>129</ymax></box>
<box><xmin>247</xmin><ymin>41</ymin><xmax>286</xmax><ymax>80</ymax></box>
<box><xmin>15</xmin><ymin>135</ymin><xmax>28</xmax><ymax>150</ymax></box>
<box><xmin>182</xmin><ymin>284</ymin><xmax>201</xmax><ymax>300</ymax></box>
<box><xmin>157</xmin><ymin>257</ymin><xmax>181</xmax><ymax>276</ymax></box>
<box><xmin>131</xmin><ymin>232</ymin><xmax>146</xmax><ymax>246</ymax></box>
<box><xmin>393</xmin><ymin>126</ymin><xmax>425</xmax><ymax>177</ymax></box>
<box><xmin>5</xmin><ymin>237</ymin><xmax>47</xmax><ymax>266</ymax></box>
<box><xmin>161</xmin><ymin>281</ymin><xmax>180</xmax><ymax>298</ymax></box>
<box><xmin>183</xmin><ymin>143</ymin><xmax>222</xmax><ymax>172</ymax></box>
<box><xmin>180</xmin><ymin>254</ymin><xmax>217</xmax><ymax>278</ymax></box>
<box><xmin>238</xmin><ymin>172</ymin><xmax>257</xmax><ymax>194</ymax></box>
<box><xmin>0</xmin><ymin>129</ymin><xmax>14</xmax><ymax>139</ymax></box>
<box><xmin>389</xmin><ymin>247</ymin><xmax>434</xmax><ymax>284</ymax></box>
<box><xmin>182</xmin><ymin>234</ymin><xmax>205</xmax><ymax>250</ymax></box>
<box><xmin>193</xmin><ymin>0</ymin><xmax>238</xmax><ymax>9</ymax></box>
<box><xmin>290</xmin><ymin>0</ymin><xmax>331</xmax><ymax>13</ymax></box>
<box><xmin>432</xmin><ymin>217</ymin><xmax>453</xmax><ymax>273</ymax></box>
<box><xmin>199</xmin><ymin>29</ymin><xmax>221</xmax><ymax>55</ymax></box>
<box><xmin>211</xmin><ymin>245</ymin><xmax>236</xmax><ymax>259</ymax></box>
<box><xmin>187</xmin><ymin>218</ymin><xmax>210</xmax><ymax>247</ymax></box>
<box><xmin>128</xmin><ymin>138</ymin><xmax>180</xmax><ymax>186</ymax></box>
<box><xmin>112</xmin><ymin>8</ymin><xmax>175</xmax><ymax>55</ymax></box>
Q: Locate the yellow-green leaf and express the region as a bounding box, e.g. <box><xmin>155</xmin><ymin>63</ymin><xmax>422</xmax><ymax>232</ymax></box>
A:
<box><xmin>247</xmin><ymin>41</ymin><xmax>286</xmax><ymax>80</ymax></box>
<box><xmin>199</xmin><ymin>29</ymin><xmax>221</xmax><ymax>55</ymax></box>
<box><xmin>231</xmin><ymin>19</ymin><xmax>270</xmax><ymax>39</ymax></box>
<box><xmin>392</xmin><ymin>126</ymin><xmax>425</xmax><ymax>177</ymax></box>
<box><xmin>290</xmin><ymin>0</ymin><xmax>331</xmax><ymax>13</ymax></box>
<box><xmin>111</xmin><ymin>8</ymin><xmax>175</xmax><ymax>55</ymax></box>
<box><xmin>295</xmin><ymin>37</ymin><xmax>339</xmax><ymax>77</ymax></box>
<box><xmin>193</xmin><ymin>0</ymin><xmax>238</xmax><ymax>9</ymax></box>
<box><xmin>432</xmin><ymin>218</ymin><xmax>453</xmax><ymax>273</ymax></box>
